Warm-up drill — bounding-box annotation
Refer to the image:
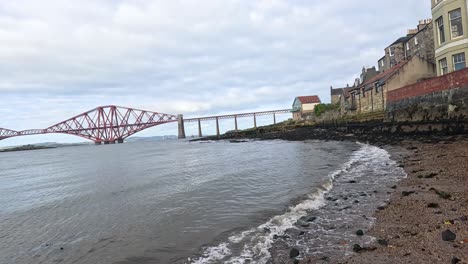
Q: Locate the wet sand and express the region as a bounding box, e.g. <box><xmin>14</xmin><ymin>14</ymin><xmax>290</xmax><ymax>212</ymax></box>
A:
<box><xmin>336</xmin><ymin>135</ymin><xmax>468</xmax><ymax>264</ymax></box>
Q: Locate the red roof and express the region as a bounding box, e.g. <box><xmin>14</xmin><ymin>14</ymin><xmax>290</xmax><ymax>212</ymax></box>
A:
<box><xmin>296</xmin><ymin>95</ymin><xmax>321</xmax><ymax>104</ymax></box>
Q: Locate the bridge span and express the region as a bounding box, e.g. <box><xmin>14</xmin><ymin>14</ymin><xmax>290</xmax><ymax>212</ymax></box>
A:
<box><xmin>180</xmin><ymin>109</ymin><xmax>291</xmax><ymax>138</ymax></box>
<box><xmin>0</xmin><ymin>106</ymin><xmax>292</xmax><ymax>144</ymax></box>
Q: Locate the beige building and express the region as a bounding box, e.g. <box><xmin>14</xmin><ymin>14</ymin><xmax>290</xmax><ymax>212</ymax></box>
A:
<box><xmin>291</xmin><ymin>96</ymin><xmax>321</xmax><ymax>120</ymax></box>
<box><xmin>347</xmin><ymin>56</ymin><xmax>435</xmax><ymax>114</ymax></box>
<box><xmin>432</xmin><ymin>0</ymin><xmax>468</xmax><ymax>75</ymax></box>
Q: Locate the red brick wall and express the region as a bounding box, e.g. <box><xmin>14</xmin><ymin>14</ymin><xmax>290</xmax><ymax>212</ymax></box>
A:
<box><xmin>387</xmin><ymin>68</ymin><xmax>468</xmax><ymax>102</ymax></box>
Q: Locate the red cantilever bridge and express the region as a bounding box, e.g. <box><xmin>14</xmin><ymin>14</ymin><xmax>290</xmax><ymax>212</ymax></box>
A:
<box><xmin>0</xmin><ymin>105</ymin><xmax>291</xmax><ymax>144</ymax></box>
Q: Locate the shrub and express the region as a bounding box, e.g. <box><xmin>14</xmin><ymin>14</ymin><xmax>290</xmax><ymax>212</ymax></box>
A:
<box><xmin>314</xmin><ymin>103</ymin><xmax>339</xmax><ymax>116</ymax></box>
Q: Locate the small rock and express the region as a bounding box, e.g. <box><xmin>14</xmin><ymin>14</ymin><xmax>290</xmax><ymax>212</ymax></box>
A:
<box><xmin>296</xmin><ymin>220</ymin><xmax>310</xmax><ymax>228</ymax></box>
<box><xmin>391</xmin><ymin>185</ymin><xmax>397</xmax><ymax>189</ymax></box>
<box><xmin>401</xmin><ymin>191</ymin><xmax>415</xmax><ymax>197</ymax></box>
<box><xmin>60</xmin><ymin>247</ymin><xmax>64</xmax><ymax>250</ymax></box>
<box><xmin>354</xmin><ymin>200</ymin><xmax>359</xmax><ymax>204</ymax></box>
<box><xmin>289</xmin><ymin>248</ymin><xmax>300</xmax><ymax>258</ymax></box>
<box><xmin>442</xmin><ymin>230</ymin><xmax>457</xmax><ymax>241</ymax></box>
<box><xmin>293</xmin><ymin>259</ymin><xmax>300</xmax><ymax>264</ymax></box>
<box><xmin>378</xmin><ymin>206</ymin><xmax>386</xmax><ymax>210</ymax></box>
<box><xmin>452</xmin><ymin>257</ymin><xmax>461</xmax><ymax>264</ymax></box>
<box><xmin>377</xmin><ymin>239</ymin><xmax>389</xmax><ymax>246</ymax></box>
<box><xmin>348</xmin><ymin>180</ymin><xmax>357</xmax><ymax>184</ymax></box>
<box><xmin>352</xmin><ymin>244</ymin><xmax>363</xmax><ymax>252</ymax></box>
<box><xmin>306</xmin><ymin>216</ymin><xmax>317</xmax><ymax>222</ymax></box>
<box><xmin>273</xmin><ymin>235</ymin><xmax>278</xmax><ymax>240</ymax></box>
<box><xmin>356</xmin><ymin>230</ymin><xmax>364</xmax><ymax>236</ymax></box>
<box><xmin>428</xmin><ymin>203</ymin><xmax>439</xmax><ymax>208</ymax></box>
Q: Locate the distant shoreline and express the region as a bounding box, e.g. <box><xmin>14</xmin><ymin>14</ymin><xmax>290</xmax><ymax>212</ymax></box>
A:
<box><xmin>0</xmin><ymin>145</ymin><xmax>56</xmax><ymax>153</ymax></box>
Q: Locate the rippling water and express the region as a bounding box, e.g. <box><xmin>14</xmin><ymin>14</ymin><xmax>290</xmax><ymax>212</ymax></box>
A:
<box><xmin>0</xmin><ymin>139</ymin><xmax>396</xmax><ymax>264</ymax></box>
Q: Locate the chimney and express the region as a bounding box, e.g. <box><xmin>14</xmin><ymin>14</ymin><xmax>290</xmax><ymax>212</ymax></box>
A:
<box><xmin>407</xmin><ymin>28</ymin><xmax>418</xmax><ymax>35</ymax></box>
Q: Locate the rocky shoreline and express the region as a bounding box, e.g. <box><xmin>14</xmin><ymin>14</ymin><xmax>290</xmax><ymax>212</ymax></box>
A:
<box><xmin>338</xmin><ymin>135</ymin><xmax>468</xmax><ymax>264</ymax></box>
<box><xmin>198</xmin><ymin>125</ymin><xmax>468</xmax><ymax>263</ymax></box>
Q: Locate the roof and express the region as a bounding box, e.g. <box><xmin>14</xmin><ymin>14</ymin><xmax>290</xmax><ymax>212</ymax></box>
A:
<box><xmin>331</xmin><ymin>86</ymin><xmax>354</xmax><ymax>96</ymax></box>
<box><xmin>389</xmin><ymin>36</ymin><xmax>412</xmax><ymax>47</ymax></box>
<box><xmin>342</xmin><ymin>87</ymin><xmax>354</xmax><ymax>98</ymax></box>
<box><xmin>296</xmin><ymin>96</ymin><xmax>321</xmax><ymax>104</ymax></box>
<box><xmin>360</xmin><ymin>60</ymin><xmax>410</xmax><ymax>88</ymax></box>
<box><xmin>331</xmin><ymin>87</ymin><xmax>345</xmax><ymax>96</ymax></box>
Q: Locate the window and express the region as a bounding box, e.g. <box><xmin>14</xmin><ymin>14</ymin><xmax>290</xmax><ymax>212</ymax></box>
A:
<box><xmin>449</xmin><ymin>8</ymin><xmax>464</xmax><ymax>38</ymax></box>
<box><xmin>381</xmin><ymin>60</ymin><xmax>384</xmax><ymax>67</ymax></box>
<box><xmin>436</xmin><ymin>16</ymin><xmax>445</xmax><ymax>44</ymax></box>
<box><xmin>453</xmin><ymin>53</ymin><xmax>466</xmax><ymax>71</ymax></box>
<box><xmin>414</xmin><ymin>37</ymin><xmax>418</xmax><ymax>45</ymax></box>
<box><xmin>389</xmin><ymin>47</ymin><xmax>394</xmax><ymax>56</ymax></box>
<box><xmin>439</xmin><ymin>58</ymin><xmax>448</xmax><ymax>75</ymax></box>
<box><xmin>406</xmin><ymin>42</ymin><xmax>410</xmax><ymax>51</ymax></box>
<box><xmin>375</xmin><ymin>82</ymin><xmax>380</xmax><ymax>93</ymax></box>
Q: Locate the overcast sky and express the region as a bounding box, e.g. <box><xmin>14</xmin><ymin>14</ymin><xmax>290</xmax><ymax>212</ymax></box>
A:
<box><xmin>0</xmin><ymin>0</ymin><xmax>431</xmax><ymax>145</ymax></box>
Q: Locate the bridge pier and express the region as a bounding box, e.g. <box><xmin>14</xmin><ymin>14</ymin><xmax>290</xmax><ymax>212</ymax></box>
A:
<box><xmin>198</xmin><ymin>119</ymin><xmax>202</xmax><ymax>137</ymax></box>
<box><xmin>117</xmin><ymin>139</ymin><xmax>124</xmax><ymax>144</ymax></box>
<box><xmin>273</xmin><ymin>113</ymin><xmax>276</xmax><ymax>124</ymax></box>
<box><xmin>95</xmin><ymin>141</ymin><xmax>102</xmax><ymax>145</ymax></box>
<box><xmin>254</xmin><ymin>113</ymin><xmax>257</xmax><ymax>128</ymax></box>
<box><xmin>216</xmin><ymin>117</ymin><xmax>220</xmax><ymax>137</ymax></box>
<box><xmin>104</xmin><ymin>141</ymin><xmax>110</xmax><ymax>144</ymax></box>
<box><xmin>178</xmin><ymin>114</ymin><xmax>186</xmax><ymax>139</ymax></box>
<box><xmin>234</xmin><ymin>115</ymin><xmax>238</xmax><ymax>132</ymax></box>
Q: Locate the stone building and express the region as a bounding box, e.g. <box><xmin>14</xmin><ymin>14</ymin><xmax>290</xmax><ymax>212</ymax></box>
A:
<box><xmin>379</xmin><ymin>19</ymin><xmax>434</xmax><ymax>72</ymax></box>
<box><xmin>291</xmin><ymin>96</ymin><xmax>321</xmax><ymax>120</ymax></box>
<box><xmin>431</xmin><ymin>0</ymin><xmax>468</xmax><ymax>76</ymax></box>
<box><xmin>406</xmin><ymin>20</ymin><xmax>435</xmax><ymax>64</ymax></box>
<box><xmin>330</xmin><ymin>85</ymin><xmax>351</xmax><ymax>105</ymax></box>
<box><xmin>346</xmin><ymin>56</ymin><xmax>436</xmax><ymax>114</ymax></box>
<box><xmin>343</xmin><ymin>67</ymin><xmax>379</xmax><ymax>113</ymax></box>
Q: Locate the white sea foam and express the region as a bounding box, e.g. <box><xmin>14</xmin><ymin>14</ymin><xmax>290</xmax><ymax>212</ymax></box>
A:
<box><xmin>191</xmin><ymin>143</ymin><xmax>398</xmax><ymax>264</ymax></box>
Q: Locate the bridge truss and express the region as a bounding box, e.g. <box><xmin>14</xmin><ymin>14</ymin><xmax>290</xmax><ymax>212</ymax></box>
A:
<box><xmin>0</xmin><ymin>106</ymin><xmax>178</xmax><ymax>144</ymax></box>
